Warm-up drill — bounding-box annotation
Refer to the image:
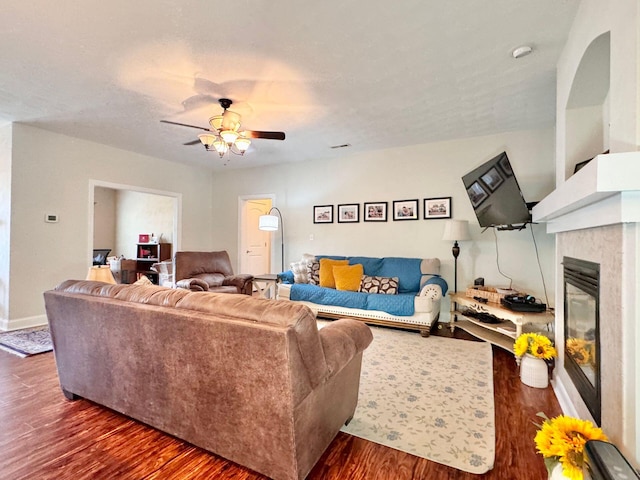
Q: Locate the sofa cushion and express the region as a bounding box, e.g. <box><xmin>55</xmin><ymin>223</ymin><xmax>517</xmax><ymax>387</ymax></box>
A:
<box><xmin>378</xmin><ymin>257</ymin><xmax>422</xmax><ymax>293</ymax></box>
<box><xmin>360</xmin><ymin>275</ymin><xmax>399</xmax><ymax>294</ymax></box>
<box><xmin>319</xmin><ymin>258</ymin><xmax>349</xmax><ymax>288</ymax></box>
<box><xmin>289</xmin><ymin>283</ymin><xmax>415</xmax><ymax>316</ymax></box>
<box><xmin>346</xmin><ymin>256</ymin><xmax>384</xmax><ymax>276</ymax></box>
<box><xmin>333</xmin><ymin>264</ymin><xmax>363</xmax><ymax>292</ymax></box>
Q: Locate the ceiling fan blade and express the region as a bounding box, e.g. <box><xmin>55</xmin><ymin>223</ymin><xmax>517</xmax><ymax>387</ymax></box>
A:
<box><xmin>243</xmin><ymin>130</ymin><xmax>286</xmax><ymax>140</ymax></box>
<box><xmin>160</xmin><ymin>120</ymin><xmax>210</xmax><ymax>132</ymax></box>
<box><xmin>183</xmin><ymin>139</ymin><xmax>201</xmax><ymax>146</ymax></box>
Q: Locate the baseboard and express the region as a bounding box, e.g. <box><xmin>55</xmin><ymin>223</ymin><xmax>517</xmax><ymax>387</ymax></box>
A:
<box><xmin>0</xmin><ymin>314</ymin><xmax>48</xmax><ymax>332</ymax></box>
<box><xmin>551</xmin><ymin>376</ymin><xmax>580</xmax><ymax>418</ymax></box>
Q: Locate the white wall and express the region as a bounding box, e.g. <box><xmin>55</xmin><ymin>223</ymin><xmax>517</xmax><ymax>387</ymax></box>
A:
<box><xmin>212</xmin><ymin>127</ymin><xmax>557</xmax><ymax>316</ymax></box>
<box><xmin>5</xmin><ymin>124</ymin><xmax>215</xmax><ymax>329</ymax></box>
<box><xmin>115</xmin><ymin>190</ymin><xmax>175</xmax><ymax>259</ymax></box>
<box><xmin>0</xmin><ymin>124</ymin><xmax>12</xmax><ymax>324</ymax></box>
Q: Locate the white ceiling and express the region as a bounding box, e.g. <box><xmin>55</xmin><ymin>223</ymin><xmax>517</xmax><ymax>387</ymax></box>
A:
<box><xmin>0</xmin><ymin>0</ymin><xmax>579</xmax><ymax>170</ymax></box>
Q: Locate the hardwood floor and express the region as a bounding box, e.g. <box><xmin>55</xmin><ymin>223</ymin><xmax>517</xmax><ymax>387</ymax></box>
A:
<box><xmin>0</xmin><ymin>327</ymin><xmax>561</xmax><ymax>480</ymax></box>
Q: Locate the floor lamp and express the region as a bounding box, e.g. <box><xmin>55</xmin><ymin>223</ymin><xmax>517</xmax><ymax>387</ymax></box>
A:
<box><xmin>441</xmin><ymin>219</ymin><xmax>471</xmax><ymax>294</ymax></box>
<box><xmin>258</xmin><ymin>207</ymin><xmax>285</xmax><ymax>272</ymax></box>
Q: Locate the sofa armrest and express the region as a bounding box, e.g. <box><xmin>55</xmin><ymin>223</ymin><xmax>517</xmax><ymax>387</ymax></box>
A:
<box><xmin>414</xmin><ymin>283</ymin><xmax>442</xmax><ymax>313</ymax></box>
<box><xmin>318</xmin><ymin>319</ymin><xmax>373</xmax><ymax>376</ymax></box>
<box><xmin>276</xmin><ymin>283</ymin><xmax>291</xmax><ymax>300</ymax></box>
<box><xmin>175</xmin><ymin>278</ymin><xmax>209</xmax><ymax>292</ymax></box>
<box><xmin>222</xmin><ymin>274</ymin><xmax>254</xmax><ymax>295</ymax></box>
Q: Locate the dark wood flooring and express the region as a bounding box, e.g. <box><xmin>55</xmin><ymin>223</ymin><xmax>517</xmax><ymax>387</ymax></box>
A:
<box><xmin>0</xmin><ymin>325</ymin><xmax>561</xmax><ymax>479</ymax></box>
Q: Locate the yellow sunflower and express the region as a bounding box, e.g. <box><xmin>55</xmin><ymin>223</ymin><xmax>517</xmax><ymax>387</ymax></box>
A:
<box><xmin>534</xmin><ymin>414</ymin><xmax>608</xmax><ymax>480</ymax></box>
<box><xmin>514</xmin><ymin>333</ymin><xmax>557</xmax><ymax>359</ymax></box>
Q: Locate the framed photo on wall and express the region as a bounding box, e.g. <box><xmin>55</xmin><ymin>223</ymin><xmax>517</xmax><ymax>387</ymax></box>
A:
<box><xmin>363</xmin><ymin>202</ymin><xmax>387</xmax><ymax>222</ymax></box>
<box><xmin>313</xmin><ymin>205</ymin><xmax>333</xmax><ymax>224</ymax></box>
<box><xmin>392</xmin><ymin>199</ymin><xmax>419</xmax><ymax>220</ymax></box>
<box><xmin>338</xmin><ymin>204</ymin><xmax>359</xmax><ymax>223</ymax></box>
<box><xmin>423</xmin><ymin>197</ymin><xmax>452</xmax><ymax>219</ymax></box>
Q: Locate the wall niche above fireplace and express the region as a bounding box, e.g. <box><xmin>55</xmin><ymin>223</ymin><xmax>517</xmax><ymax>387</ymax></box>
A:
<box><xmin>563</xmin><ymin>256</ymin><xmax>601</xmax><ymax>425</ymax></box>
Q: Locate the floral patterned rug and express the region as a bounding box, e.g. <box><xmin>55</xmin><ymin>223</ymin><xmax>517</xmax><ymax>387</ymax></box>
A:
<box><xmin>0</xmin><ymin>326</ymin><xmax>52</xmax><ymax>358</ymax></box>
<box><xmin>326</xmin><ymin>321</ymin><xmax>495</xmax><ymax>474</ymax></box>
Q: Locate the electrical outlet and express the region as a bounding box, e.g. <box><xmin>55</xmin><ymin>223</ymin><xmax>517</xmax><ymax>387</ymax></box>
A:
<box><xmin>45</xmin><ymin>214</ymin><xmax>59</xmax><ymax>223</ymax></box>
<box><xmin>309</xmin><ymin>234</ymin><xmax>314</xmax><ymax>241</ymax></box>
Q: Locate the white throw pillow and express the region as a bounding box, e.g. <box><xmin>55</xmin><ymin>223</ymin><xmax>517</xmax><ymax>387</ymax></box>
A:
<box><xmin>290</xmin><ymin>261</ymin><xmax>309</xmax><ymax>283</ymax></box>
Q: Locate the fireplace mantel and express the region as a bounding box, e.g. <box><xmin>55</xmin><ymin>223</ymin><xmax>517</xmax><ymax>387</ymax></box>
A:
<box><xmin>533</xmin><ymin>152</ymin><xmax>640</xmax><ymax>233</ymax></box>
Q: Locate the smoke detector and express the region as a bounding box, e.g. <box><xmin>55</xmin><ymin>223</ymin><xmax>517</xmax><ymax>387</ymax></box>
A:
<box><xmin>512</xmin><ymin>45</ymin><xmax>533</xmax><ymax>59</ymax></box>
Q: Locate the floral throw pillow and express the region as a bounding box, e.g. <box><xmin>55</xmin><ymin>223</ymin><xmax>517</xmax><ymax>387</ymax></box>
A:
<box><xmin>307</xmin><ymin>260</ymin><xmax>320</xmax><ymax>285</ymax></box>
<box><xmin>360</xmin><ymin>275</ymin><xmax>399</xmax><ymax>295</ymax></box>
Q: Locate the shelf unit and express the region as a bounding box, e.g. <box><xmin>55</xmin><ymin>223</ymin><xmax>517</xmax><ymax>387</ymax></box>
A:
<box><xmin>135</xmin><ymin>243</ymin><xmax>172</xmax><ymax>284</ymax></box>
<box><xmin>449</xmin><ymin>292</ymin><xmax>554</xmax><ymax>355</ymax></box>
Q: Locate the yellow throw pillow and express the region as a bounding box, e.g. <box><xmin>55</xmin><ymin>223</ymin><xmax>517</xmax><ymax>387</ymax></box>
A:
<box><xmin>333</xmin><ymin>264</ymin><xmax>364</xmax><ymax>292</ymax></box>
<box><xmin>319</xmin><ymin>258</ymin><xmax>349</xmax><ymax>288</ymax></box>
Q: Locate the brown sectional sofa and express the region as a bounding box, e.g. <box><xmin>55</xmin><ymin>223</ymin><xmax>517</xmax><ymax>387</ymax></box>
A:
<box><xmin>44</xmin><ymin>280</ymin><xmax>373</xmax><ymax>480</ymax></box>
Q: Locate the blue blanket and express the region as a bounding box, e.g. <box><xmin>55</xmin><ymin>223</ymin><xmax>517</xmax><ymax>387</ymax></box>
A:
<box><xmin>290</xmin><ymin>284</ymin><xmax>416</xmax><ymax>316</ymax></box>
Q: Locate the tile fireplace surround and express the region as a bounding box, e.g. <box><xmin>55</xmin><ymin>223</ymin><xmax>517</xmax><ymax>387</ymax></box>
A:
<box><xmin>533</xmin><ymin>152</ymin><xmax>640</xmax><ymax>462</ymax></box>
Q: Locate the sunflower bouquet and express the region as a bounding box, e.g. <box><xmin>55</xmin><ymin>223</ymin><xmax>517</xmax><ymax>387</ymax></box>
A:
<box><xmin>514</xmin><ymin>332</ymin><xmax>557</xmax><ymax>360</ymax></box>
<box><xmin>534</xmin><ymin>412</ymin><xmax>608</xmax><ymax>480</ymax></box>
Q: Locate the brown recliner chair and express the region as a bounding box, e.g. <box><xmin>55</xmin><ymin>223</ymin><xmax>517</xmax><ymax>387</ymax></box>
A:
<box><xmin>174</xmin><ymin>251</ymin><xmax>253</xmax><ymax>295</ymax></box>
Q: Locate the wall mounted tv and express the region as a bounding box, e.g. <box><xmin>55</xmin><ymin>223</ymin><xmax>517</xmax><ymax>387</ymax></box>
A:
<box><xmin>462</xmin><ymin>152</ymin><xmax>531</xmax><ymax>229</ymax></box>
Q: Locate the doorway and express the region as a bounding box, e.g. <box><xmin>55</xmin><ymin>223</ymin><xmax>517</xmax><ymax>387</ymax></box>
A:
<box><xmin>89</xmin><ymin>180</ymin><xmax>181</xmax><ymax>271</ymax></box>
<box><xmin>239</xmin><ymin>195</ymin><xmax>273</xmax><ymax>275</ymax></box>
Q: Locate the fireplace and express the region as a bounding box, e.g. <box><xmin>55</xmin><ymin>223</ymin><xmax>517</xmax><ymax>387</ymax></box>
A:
<box><xmin>563</xmin><ymin>256</ymin><xmax>601</xmax><ymax>425</ymax></box>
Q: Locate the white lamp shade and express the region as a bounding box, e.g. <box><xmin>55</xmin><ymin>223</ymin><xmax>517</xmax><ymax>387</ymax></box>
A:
<box><xmin>259</xmin><ymin>214</ymin><xmax>279</xmax><ymax>231</ymax></box>
<box><xmin>198</xmin><ymin>133</ymin><xmax>217</xmax><ymax>147</ymax></box>
<box><xmin>442</xmin><ymin>220</ymin><xmax>471</xmax><ymax>241</ymax></box>
<box><xmin>235</xmin><ymin>136</ymin><xmax>251</xmax><ymax>153</ymax></box>
<box><xmin>86</xmin><ymin>265</ymin><xmax>116</xmax><ymax>284</ymax></box>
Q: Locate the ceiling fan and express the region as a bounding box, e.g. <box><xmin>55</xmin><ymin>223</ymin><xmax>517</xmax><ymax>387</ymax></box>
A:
<box><xmin>161</xmin><ymin>98</ymin><xmax>285</xmax><ymax>158</ymax></box>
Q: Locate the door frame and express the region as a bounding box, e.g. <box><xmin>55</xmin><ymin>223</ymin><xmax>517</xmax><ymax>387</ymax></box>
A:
<box><xmin>238</xmin><ymin>194</ymin><xmax>275</xmax><ymax>273</ymax></box>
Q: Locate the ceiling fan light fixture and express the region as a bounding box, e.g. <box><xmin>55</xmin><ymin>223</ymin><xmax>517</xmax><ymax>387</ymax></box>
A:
<box><xmin>198</xmin><ymin>133</ymin><xmax>217</xmax><ymax>148</ymax></box>
<box><xmin>221</xmin><ymin>129</ymin><xmax>239</xmax><ymax>145</ymax></box>
<box><xmin>235</xmin><ymin>136</ymin><xmax>251</xmax><ymax>154</ymax></box>
<box><xmin>222</xmin><ymin>110</ymin><xmax>242</xmax><ymax>131</ymax></box>
<box><xmin>213</xmin><ymin>138</ymin><xmax>228</xmax><ymax>156</ymax></box>
<box><xmin>209</xmin><ymin>115</ymin><xmax>224</xmax><ymax>131</ymax></box>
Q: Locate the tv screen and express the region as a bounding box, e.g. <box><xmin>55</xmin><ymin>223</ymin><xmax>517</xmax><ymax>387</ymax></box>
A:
<box><xmin>93</xmin><ymin>249</ymin><xmax>111</xmax><ymax>266</ymax></box>
<box><xmin>462</xmin><ymin>152</ymin><xmax>531</xmax><ymax>228</ymax></box>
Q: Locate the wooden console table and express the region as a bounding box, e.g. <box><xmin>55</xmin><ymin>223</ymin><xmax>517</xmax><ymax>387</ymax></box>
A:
<box><xmin>449</xmin><ymin>292</ymin><xmax>554</xmax><ymax>354</ymax></box>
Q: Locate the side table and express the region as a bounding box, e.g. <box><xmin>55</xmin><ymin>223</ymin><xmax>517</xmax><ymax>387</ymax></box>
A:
<box><xmin>253</xmin><ymin>274</ymin><xmax>279</xmax><ymax>299</ymax></box>
<box><xmin>449</xmin><ymin>292</ymin><xmax>554</xmax><ymax>357</ymax></box>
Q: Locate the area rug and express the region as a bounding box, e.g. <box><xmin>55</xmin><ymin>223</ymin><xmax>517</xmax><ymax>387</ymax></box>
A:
<box><xmin>0</xmin><ymin>326</ymin><xmax>53</xmax><ymax>358</ymax></box>
<box><xmin>326</xmin><ymin>322</ymin><xmax>495</xmax><ymax>474</ymax></box>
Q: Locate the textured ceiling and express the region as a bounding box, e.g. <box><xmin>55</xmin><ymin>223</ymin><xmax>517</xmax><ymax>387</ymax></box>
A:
<box><xmin>0</xmin><ymin>1</ymin><xmax>579</xmax><ymax>170</ymax></box>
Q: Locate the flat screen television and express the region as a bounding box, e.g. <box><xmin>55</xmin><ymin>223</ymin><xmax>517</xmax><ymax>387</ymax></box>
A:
<box><xmin>93</xmin><ymin>249</ymin><xmax>111</xmax><ymax>266</ymax></box>
<box><xmin>462</xmin><ymin>152</ymin><xmax>531</xmax><ymax>229</ymax></box>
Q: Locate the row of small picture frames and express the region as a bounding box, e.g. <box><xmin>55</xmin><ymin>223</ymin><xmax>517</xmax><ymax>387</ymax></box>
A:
<box><xmin>313</xmin><ymin>198</ymin><xmax>452</xmax><ymax>224</ymax></box>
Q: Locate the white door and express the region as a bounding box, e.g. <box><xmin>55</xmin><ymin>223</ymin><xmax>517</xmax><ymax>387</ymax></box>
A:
<box><xmin>240</xmin><ymin>198</ymin><xmax>272</xmax><ymax>275</ymax></box>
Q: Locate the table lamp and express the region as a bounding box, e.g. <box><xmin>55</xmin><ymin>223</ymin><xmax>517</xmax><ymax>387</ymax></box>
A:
<box><xmin>86</xmin><ymin>265</ymin><xmax>116</xmax><ymax>284</ymax></box>
<box><xmin>442</xmin><ymin>220</ymin><xmax>471</xmax><ymax>293</ymax></box>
